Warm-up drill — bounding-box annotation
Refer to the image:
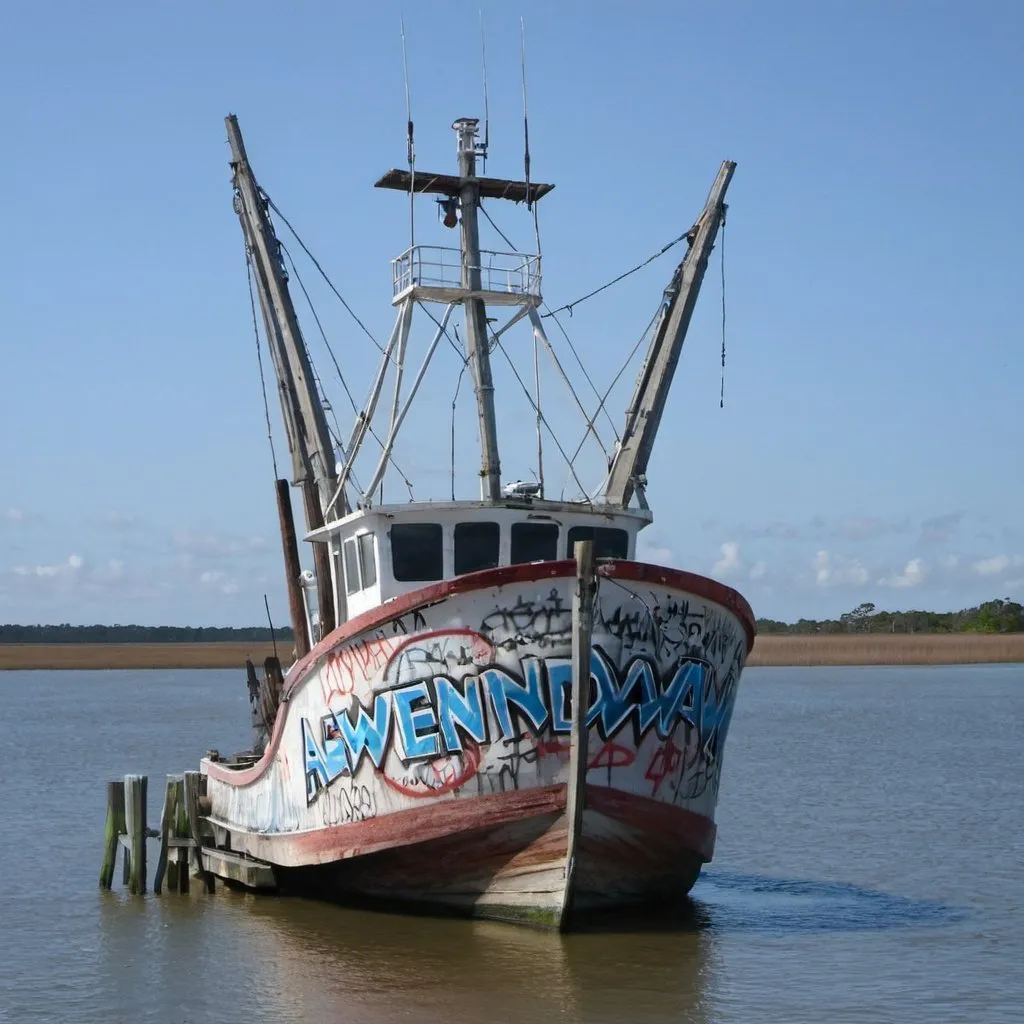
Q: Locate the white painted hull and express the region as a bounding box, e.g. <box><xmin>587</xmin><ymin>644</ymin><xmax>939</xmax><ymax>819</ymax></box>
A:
<box><xmin>202</xmin><ymin>559</ymin><xmax>754</xmax><ymax>928</ymax></box>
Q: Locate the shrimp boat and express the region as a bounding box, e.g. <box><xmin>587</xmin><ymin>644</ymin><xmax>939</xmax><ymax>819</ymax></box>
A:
<box><xmin>198</xmin><ymin>110</ymin><xmax>755</xmax><ymax>929</ymax></box>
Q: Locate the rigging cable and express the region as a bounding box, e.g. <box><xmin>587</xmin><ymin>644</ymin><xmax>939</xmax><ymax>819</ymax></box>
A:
<box><xmin>244</xmin><ymin>247</ymin><xmax>279</xmax><ymax>479</ymax></box>
<box><xmin>262</xmin><ymin>192</ymin><xmax>385</xmax><ymax>355</ymax></box>
<box><xmin>720</xmin><ymin>204</ymin><xmax>728</xmax><ymax>408</ymax></box>
<box><xmin>450</xmin><ymin>324</ymin><xmax>469</xmax><ymax>501</ymax></box>
<box><xmin>477</xmin><ymin>202</ymin><xmax>618</xmax><ymax>445</ymax></box>
<box><xmin>542</xmin><ymin>229</ymin><xmax>692</xmax><ymax>319</ymax></box>
<box><xmin>280</xmin><ymin>242</ymin><xmax>414</xmax><ymax>500</ymax></box>
<box><xmin>490</xmin><ymin>330</ymin><xmax>592</xmax><ymax>501</ymax></box>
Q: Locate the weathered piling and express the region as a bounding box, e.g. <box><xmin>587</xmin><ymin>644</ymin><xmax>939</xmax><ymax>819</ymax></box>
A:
<box><xmin>99</xmin><ymin>780</ymin><xmax>126</xmax><ymax>889</ymax></box>
<box><xmin>184</xmin><ymin>771</ymin><xmax>215</xmax><ymax>893</ymax></box>
<box><xmin>123</xmin><ymin>774</ymin><xmax>148</xmax><ymax>895</ymax></box>
<box><xmin>154</xmin><ymin>775</ymin><xmax>184</xmax><ymax>895</ymax></box>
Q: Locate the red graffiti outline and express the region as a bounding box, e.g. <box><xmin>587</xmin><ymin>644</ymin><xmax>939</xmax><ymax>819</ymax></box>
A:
<box><xmin>382</xmin><ymin>743</ymin><xmax>482</xmax><ymax>799</ymax></box>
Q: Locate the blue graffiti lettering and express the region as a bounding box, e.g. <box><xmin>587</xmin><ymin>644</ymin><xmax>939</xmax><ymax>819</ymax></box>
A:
<box><xmin>483</xmin><ymin>665</ymin><xmax>549</xmax><ymax>737</ymax></box>
<box><xmin>436</xmin><ymin>675</ymin><xmax>489</xmax><ymax>753</ymax></box>
<box><xmin>393</xmin><ymin>681</ymin><xmax>441</xmax><ymax>760</ymax></box>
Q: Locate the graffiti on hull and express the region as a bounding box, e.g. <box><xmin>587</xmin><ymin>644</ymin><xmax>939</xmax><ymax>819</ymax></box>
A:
<box><xmin>300</xmin><ymin>626</ymin><xmax>734</xmax><ymax>807</ymax></box>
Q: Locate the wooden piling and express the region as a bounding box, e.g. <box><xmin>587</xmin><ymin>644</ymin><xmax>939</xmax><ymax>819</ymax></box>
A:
<box><xmin>123</xmin><ymin>774</ymin><xmax>148</xmax><ymax>895</ymax></box>
<box><xmin>99</xmin><ymin>780</ymin><xmax>126</xmax><ymax>889</ymax></box>
<box><xmin>184</xmin><ymin>771</ymin><xmax>215</xmax><ymax>893</ymax></box>
<box><xmin>561</xmin><ymin>539</ymin><xmax>595</xmax><ymax>928</ymax></box>
<box><xmin>154</xmin><ymin>775</ymin><xmax>184</xmax><ymax>895</ymax></box>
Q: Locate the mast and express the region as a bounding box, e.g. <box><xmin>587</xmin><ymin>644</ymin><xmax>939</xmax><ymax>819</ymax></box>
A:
<box><xmin>227</xmin><ymin>114</ymin><xmax>340</xmax><ymax>635</ymax></box>
<box><xmin>454</xmin><ymin>118</ymin><xmax>502</xmax><ymax>501</ymax></box>
<box><xmin>603</xmin><ymin>160</ymin><xmax>736</xmax><ymax>508</ymax></box>
<box><xmin>374</xmin><ymin>119</ymin><xmax>554</xmax><ymax>503</ymax></box>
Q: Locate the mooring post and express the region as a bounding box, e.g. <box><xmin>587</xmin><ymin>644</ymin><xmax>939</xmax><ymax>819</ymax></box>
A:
<box><xmin>99</xmin><ymin>780</ymin><xmax>126</xmax><ymax>889</ymax></box>
<box><xmin>154</xmin><ymin>774</ymin><xmax>184</xmax><ymax>894</ymax></box>
<box><xmin>561</xmin><ymin>539</ymin><xmax>596</xmax><ymax>929</ymax></box>
<box><xmin>123</xmin><ymin>774</ymin><xmax>148</xmax><ymax>895</ymax></box>
<box><xmin>184</xmin><ymin>771</ymin><xmax>215</xmax><ymax>893</ymax></box>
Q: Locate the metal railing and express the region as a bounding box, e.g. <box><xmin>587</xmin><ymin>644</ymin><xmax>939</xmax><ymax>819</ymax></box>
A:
<box><xmin>391</xmin><ymin>245</ymin><xmax>541</xmax><ymax>300</ymax></box>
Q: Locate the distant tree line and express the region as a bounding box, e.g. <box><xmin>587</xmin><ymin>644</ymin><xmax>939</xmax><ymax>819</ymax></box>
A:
<box><xmin>756</xmin><ymin>598</ymin><xmax>1024</xmax><ymax>636</ymax></box>
<box><xmin>0</xmin><ymin>624</ymin><xmax>295</xmax><ymax>644</ymax></box>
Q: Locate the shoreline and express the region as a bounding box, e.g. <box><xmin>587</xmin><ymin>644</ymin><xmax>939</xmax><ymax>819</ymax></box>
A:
<box><xmin>0</xmin><ymin>634</ymin><xmax>1022</xmax><ymax>670</ymax></box>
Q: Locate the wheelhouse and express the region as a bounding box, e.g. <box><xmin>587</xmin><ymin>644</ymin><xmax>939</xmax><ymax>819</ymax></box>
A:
<box><xmin>306</xmin><ymin>500</ymin><xmax>653</xmax><ymax>622</ymax></box>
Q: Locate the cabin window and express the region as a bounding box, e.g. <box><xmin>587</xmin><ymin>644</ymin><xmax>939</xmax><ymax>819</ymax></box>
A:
<box><xmin>343</xmin><ymin>538</ymin><xmax>360</xmax><ymax>595</ymax></box>
<box><xmin>511</xmin><ymin>521</ymin><xmax>559</xmax><ymax>563</ymax></box>
<box><xmin>391</xmin><ymin>523</ymin><xmax>443</xmax><ymax>581</ymax></box>
<box><xmin>566</xmin><ymin>526</ymin><xmax>629</xmax><ymax>560</ymax></box>
<box><xmin>343</xmin><ymin>532</ymin><xmax>377</xmax><ymax>594</ymax></box>
<box><xmin>454</xmin><ymin>521</ymin><xmax>500</xmax><ymax>575</ymax></box>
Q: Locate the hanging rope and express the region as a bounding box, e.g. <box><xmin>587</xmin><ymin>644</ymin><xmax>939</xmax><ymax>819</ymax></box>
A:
<box><xmin>719</xmin><ymin>204</ymin><xmax>728</xmax><ymax>409</ymax></box>
<box><xmin>450</xmin><ymin>326</ymin><xmax>468</xmax><ymax>501</ymax></box>
<box><xmin>542</xmin><ymin>230</ymin><xmax>691</xmax><ymax>319</ymax></box>
<box><xmin>245</xmin><ymin>247</ymin><xmax>279</xmax><ymax>479</ymax></box>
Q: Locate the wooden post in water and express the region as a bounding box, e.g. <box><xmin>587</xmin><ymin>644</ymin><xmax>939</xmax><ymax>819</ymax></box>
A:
<box><xmin>154</xmin><ymin>775</ymin><xmax>184</xmax><ymax>895</ymax></box>
<box><xmin>561</xmin><ymin>539</ymin><xmax>595</xmax><ymax>929</ymax></box>
<box><xmin>99</xmin><ymin>780</ymin><xmax>126</xmax><ymax>889</ymax></box>
<box><xmin>123</xmin><ymin>774</ymin><xmax>148</xmax><ymax>895</ymax></box>
<box><xmin>184</xmin><ymin>771</ymin><xmax>215</xmax><ymax>893</ymax></box>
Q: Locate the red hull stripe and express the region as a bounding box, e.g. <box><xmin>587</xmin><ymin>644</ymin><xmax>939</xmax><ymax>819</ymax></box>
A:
<box><xmin>585</xmin><ymin>785</ymin><xmax>718</xmax><ymax>861</ymax></box>
<box><xmin>228</xmin><ymin>783</ymin><xmax>716</xmax><ymax>867</ymax></box>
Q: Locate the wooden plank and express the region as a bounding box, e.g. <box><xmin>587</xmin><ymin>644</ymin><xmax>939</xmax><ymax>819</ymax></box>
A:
<box><xmin>201</xmin><ymin>848</ymin><xmax>277</xmax><ymax>891</ymax></box>
<box><xmin>123</xmin><ymin>774</ymin><xmax>148</xmax><ymax>895</ymax></box>
<box><xmin>98</xmin><ymin>779</ymin><xmax>125</xmax><ymax>890</ymax></box>
<box><xmin>374</xmin><ymin>168</ymin><xmax>554</xmax><ymax>204</ymax></box>
<box><xmin>561</xmin><ymin>540</ymin><xmax>595</xmax><ymax>928</ymax></box>
<box><xmin>154</xmin><ymin>775</ymin><xmax>183</xmax><ymax>894</ymax></box>
<box><xmin>184</xmin><ymin>771</ymin><xmax>215</xmax><ymax>893</ymax></box>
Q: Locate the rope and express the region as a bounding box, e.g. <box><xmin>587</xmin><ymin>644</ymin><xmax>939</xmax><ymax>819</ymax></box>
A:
<box><xmin>542</xmin><ymin>231</ymin><xmax>691</xmax><ymax>319</ymax></box>
<box><xmin>263</xmin><ymin>192</ymin><xmax>384</xmax><ymax>354</ymax></box>
<box><xmin>245</xmin><ymin>247</ymin><xmax>279</xmax><ymax>479</ymax></box>
<box><xmin>720</xmin><ymin>205</ymin><xmax>728</xmax><ymax>408</ymax></box>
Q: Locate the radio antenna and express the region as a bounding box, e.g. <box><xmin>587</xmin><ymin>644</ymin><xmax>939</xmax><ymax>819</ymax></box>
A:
<box><xmin>401</xmin><ymin>17</ymin><xmax>415</xmax><ymax>248</ymax></box>
<box><xmin>479</xmin><ymin>9</ymin><xmax>490</xmax><ymax>173</ymax></box>
<box><xmin>520</xmin><ymin>17</ymin><xmax>532</xmax><ymax>211</ymax></box>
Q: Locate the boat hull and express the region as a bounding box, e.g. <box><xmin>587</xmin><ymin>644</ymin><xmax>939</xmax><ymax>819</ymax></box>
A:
<box><xmin>202</xmin><ymin>559</ymin><xmax>754</xmax><ymax>927</ymax></box>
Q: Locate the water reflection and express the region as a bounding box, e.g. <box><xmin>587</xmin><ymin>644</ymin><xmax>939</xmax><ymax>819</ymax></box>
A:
<box><xmin>692</xmin><ymin>871</ymin><xmax>965</xmax><ymax>935</ymax></box>
<box><xmin>238</xmin><ymin>894</ymin><xmax>718</xmax><ymax>1023</ymax></box>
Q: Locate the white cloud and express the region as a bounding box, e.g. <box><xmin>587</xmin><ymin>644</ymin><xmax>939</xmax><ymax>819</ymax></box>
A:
<box><xmin>713</xmin><ymin>541</ymin><xmax>742</xmax><ymax>577</ymax></box>
<box><xmin>974</xmin><ymin>554</ymin><xmax>1013</xmax><ymax>576</ymax></box>
<box><xmin>5</xmin><ymin>508</ymin><xmax>25</xmax><ymax>522</ymax></box>
<box><xmin>879</xmin><ymin>557</ymin><xmax>927</xmax><ymax>589</ymax></box>
<box><xmin>749</xmin><ymin>560</ymin><xmax>767</xmax><ymax>580</ymax></box>
<box><xmin>813</xmin><ymin>549</ymin><xmax>869</xmax><ymax>587</ymax></box>
<box><xmin>12</xmin><ymin>554</ymin><xmax>84</xmax><ymax>578</ymax></box>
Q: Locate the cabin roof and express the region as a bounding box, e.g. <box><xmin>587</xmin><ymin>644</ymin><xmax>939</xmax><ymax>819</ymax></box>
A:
<box><xmin>306</xmin><ymin>498</ymin><xmax>651</xmax><ymax>542</ymax></box>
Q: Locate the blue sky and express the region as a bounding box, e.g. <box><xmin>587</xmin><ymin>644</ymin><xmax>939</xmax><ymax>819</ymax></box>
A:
<box><xmin>1</xmin><ymin>0</ymin><xmax>1022</xmax><ymax>627</ymax></box>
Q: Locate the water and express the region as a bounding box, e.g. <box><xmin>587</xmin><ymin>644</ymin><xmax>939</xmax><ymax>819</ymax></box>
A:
<box><xmin>0</xmin><ymin>664</ymin><xmax>1020</xmax><ymax>1023</ymax></box>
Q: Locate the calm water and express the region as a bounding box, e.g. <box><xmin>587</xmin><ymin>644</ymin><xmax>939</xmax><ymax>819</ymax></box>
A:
<box><xmin>0</xmin><ymin>664</ymin><xmax>1020</xmax><ymax>1023</ymax></box>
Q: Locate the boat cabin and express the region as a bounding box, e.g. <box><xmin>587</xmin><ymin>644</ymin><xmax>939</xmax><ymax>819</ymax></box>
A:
<box><xmin>307</xmin><ymin>500</ymin><xmax>652</xmax><ymax>623</ymax></box>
